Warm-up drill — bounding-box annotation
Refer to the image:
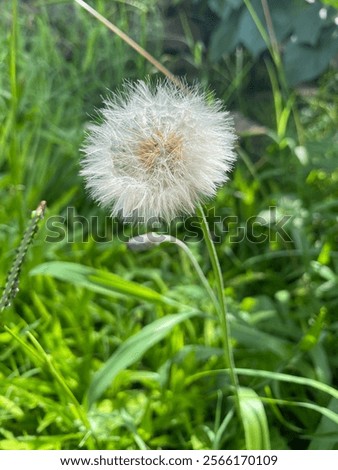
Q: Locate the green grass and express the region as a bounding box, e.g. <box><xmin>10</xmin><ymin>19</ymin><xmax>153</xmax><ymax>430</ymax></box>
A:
<box><xmin>0</xmin><ymin>0</ymin><xmax>337</xmax><ymax>450</ymax></box>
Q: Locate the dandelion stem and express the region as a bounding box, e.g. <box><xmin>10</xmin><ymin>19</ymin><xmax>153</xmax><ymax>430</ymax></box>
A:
<box><xmin>196</xmin><ymin>204</ymin><xmax>241</xmax><ymax>419</ymax></box>
<box><xmin>128</xmin><ymin>233</ymin><xmax>220</xmax><ymax>308</ymax></box>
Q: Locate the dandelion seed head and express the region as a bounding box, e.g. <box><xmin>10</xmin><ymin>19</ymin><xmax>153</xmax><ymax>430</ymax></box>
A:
<box><xmin>80</xmin><ymin>78</ymin><xmax>237</xmax><ymax>222</ymax></box>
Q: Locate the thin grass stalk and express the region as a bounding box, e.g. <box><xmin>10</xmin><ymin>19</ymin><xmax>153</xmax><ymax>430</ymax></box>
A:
<box><xmin>243</xmin><ymin>0</ymin><xmax>286</xmax><ymax>90</ymax></box>
<box><xmin>260</xmin><ymin>0</ymin><xmax>282</xmax><ymax>72</ymax></box>
<box><xmin>243</xmin><ymin>0</ymin><xmax>305</xmax><ymax>144</ymax></box>
<box><xmin>74</xmin><ymin>0</ymin><xmax>182</xmax><ymax>88</ymax></box>
<box><xmin>9</xmin><ymin>0</ymin><xmax>22</xmax><ymax>197</ymax></box>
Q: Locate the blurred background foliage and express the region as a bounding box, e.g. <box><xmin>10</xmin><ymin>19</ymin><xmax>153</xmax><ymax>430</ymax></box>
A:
<box><xmin>0</xmin><ymin>0</ymin><xmax>337</xmax><ymax>450</ymax></box>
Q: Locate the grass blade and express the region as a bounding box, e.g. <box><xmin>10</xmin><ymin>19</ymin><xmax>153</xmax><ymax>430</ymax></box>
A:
<box><xmin>239</xmin><ymin>387</ymin><xmax>270</xmax><ymax>450</ymax></box>
<box><xmin>309</xmin><ymin>398</ymin><xmax>338</xmax><ymax>449</ymax></box>
<box><xmin>236</xmin><ymin>368</ymin><xmax>338</xmax><ymax>400</ymax></box>
<box><xmin>261</xmin><ymin>397</ymin><xmax>338</xmax><ymax>427</ymax></box>
<box><xmin>30</xmin><ymin>261</ymin><xmax>177</xmax><ymax>307</ymax></box>
<box><xmin>188</xmin><ymin>368</ymin><xmax>338</xmax><ymax>401</ymax></box>
<box><xmin>87</xmin><ymin>309</ymin><xmax>201</xmax><ymax>407</ymax></box>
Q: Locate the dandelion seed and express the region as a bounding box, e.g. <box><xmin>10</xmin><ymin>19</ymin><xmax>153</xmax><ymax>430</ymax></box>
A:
<box><xmin>80</xmin><ymin>79</ymin><xmax>237</xmax><ymax>222</ymax></box>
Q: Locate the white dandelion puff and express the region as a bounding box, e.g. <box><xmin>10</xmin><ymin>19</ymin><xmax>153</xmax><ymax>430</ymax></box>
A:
<box><xmin>80</xmin><ymin>79</ymin><xmax>237</xmax><ymax>222</ymax></box>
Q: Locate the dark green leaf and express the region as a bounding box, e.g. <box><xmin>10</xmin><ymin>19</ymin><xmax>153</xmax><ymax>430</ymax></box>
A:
<box><xmin>284</xmin><ymin>26</ymin><xmax>338</xmax><ymax>85</ymax></box>
<box><xmin>292</xmin><ymin>4</ymin><xmax>323</xmax><ymax>46</ymax></box>
<box><xmin>209</xmin><ymin>9</ymin><xmax>242</xmax><ymax>61</ymax></box>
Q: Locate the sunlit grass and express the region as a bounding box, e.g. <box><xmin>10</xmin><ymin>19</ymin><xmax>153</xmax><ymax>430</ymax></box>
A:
<box><xmin>0</xmin><ymin>0</ymin><xmax>337</xmax><ymax>450</ymax></box>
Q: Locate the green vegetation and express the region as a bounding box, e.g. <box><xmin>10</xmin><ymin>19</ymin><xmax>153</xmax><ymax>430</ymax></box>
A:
<box><xmin>0</xmin><ymin>0</ymin><xmax>337</xmax><ymax>450</ymax></box>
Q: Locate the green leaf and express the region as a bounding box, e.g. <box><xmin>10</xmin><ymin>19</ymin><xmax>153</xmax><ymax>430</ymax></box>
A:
<box><xmin>292</xmin><ymin>4</ymin><xmax>323</xmax><ymax>46</ymax></box>
<box><xmin>208</xmin><ymin>0</ymin><xmax>242</xmax><ymax>18</ymax></box>
<box><xmin>284</xmin><ymin>26</ymin><xmax>338</xmax><ymax>85</ymax></box>
<box><xmin>30</xmin><ymin>261</ymin><xmax>176</xmax><ymax>306</ymax></box>
<box><xmin>209</xmin><ymin>8</ymin><xmax>242</xmax><ymax>61</ymax></box>
<box><xmin>299</xmin><ymin>307</ymin><xmax>327</xmax><ymax>352</ymax></box>
<box><xmin>87</xmin><ymin>310</ymin><xmax>201</xmax><ymax>407</ymax></box>
<box><xmin>239</xmin><ymin>387</ymin><xmax>270</xmax><ymax>450</ymax></box>
<box><xmin>309</xmin><ymin>398</ymin><xmax>338</xmax><ymax>449</ymax></box>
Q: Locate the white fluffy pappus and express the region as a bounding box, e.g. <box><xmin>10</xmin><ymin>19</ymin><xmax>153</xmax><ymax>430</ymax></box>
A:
<box><xmin>80</xmin><ymin>79</ymin><xmax>237</xmax><ymax>222</ymax></box>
